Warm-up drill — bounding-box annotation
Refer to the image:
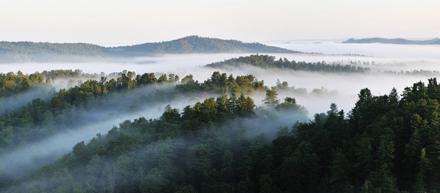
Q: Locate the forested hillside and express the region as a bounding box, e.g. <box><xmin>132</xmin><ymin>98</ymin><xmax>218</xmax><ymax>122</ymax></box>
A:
<box><xmin>0</xmin><ymin>36</ymin><xmax>299</xmax><ymax>62</ymax></box>
<box><xmin>2</xmin><ymin>85</ymin><xmax>308</xmax><ymax>193</ymax></box>
<box><xmin>115</xmin><ymin>36</ymin><xmax>298</xmax><ymax>55</ymax></box>
<box><xmin>206</xmin><ymin>54</ymin><xmax>371</xmax><ymax>73</ymax></box>
<box><xmin>0</xmin><ymin>42</ymin><xmax>112</xmax><ymax>62</ymax></box>
<box><xmin>0</xmin><ymin>69</ymin><xmax>272</xmax><ymax>179</ymax></box>
<box><xmin>3</xmin><ymin>71</ymin><xmax>440</xmax><ymax>192</ymax></box>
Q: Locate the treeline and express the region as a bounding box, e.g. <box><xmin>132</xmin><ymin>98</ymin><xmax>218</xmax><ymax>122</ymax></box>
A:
<box><xmin>206</xmin><ymin>54</ymin><xmax>371</xmax><ymax>73</ymax></box>
<box><xmin>0</xmin><ymin>71</ymin><xmax>46</xmax><ymax>97</ymax></box>
<box><xmin>0</xmin><ymin>69</ymin><xmax>86</xmax><ymax>94</ymax></box>
<box><xmin>6</xmin><ymin>78</ymin><xmax>440</xmax><ymax>192</ymax></box>
<box><xmin>0</xmin><ymin>70</ymin><xmax>123</xmax><ymax>115</ymax></box>
<box><xmin>176</xmin><ymin>71</ymin><xmax>265</xmax><ymax>95</ymax></box>
<box><xmin>0</xmin><ymin>69</ymin><xmax>118</xmax><ymax>97</ymax></box>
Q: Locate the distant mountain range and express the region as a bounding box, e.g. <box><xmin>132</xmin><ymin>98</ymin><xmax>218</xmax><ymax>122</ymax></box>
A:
<box><xmin>342</xmin><ymin>37</ymin><xmax>440</xmax><ymax>45</ymax></box>
<box><xmin>0</xmin><ymin>36</ymin><xmax>299</xmax><ymax>62</ymax></box>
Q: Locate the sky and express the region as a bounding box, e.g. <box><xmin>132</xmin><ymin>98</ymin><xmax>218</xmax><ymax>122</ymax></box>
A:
<box><xmin>1</xmin><ymin>0</ymin><xmax>439</xmax><ymax>45</ymax></box>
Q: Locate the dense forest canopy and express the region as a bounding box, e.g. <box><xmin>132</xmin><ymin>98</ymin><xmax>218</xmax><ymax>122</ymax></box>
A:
<box><xmin>0</xmin><ymin>69</ymin><xmax>277</xmax><ymax>164</ymax></box>
<box><xmin>206</xmin><ymin>54</ymin><xmax>371</xmax><ymax>73</ymax></box>
<box><xmin>0</xmin><ymin>36</ymin><xmax>300</xmax><ymax>62</ymax></box>
<box><xmin>0</xmin><ymin>69</ymin><xmax>310</xmax><ymax>192</ymax></box>
<box><xmin>2</xmin><ymin>66</ymin><xmax>440</xmax><ymax>192</ymax></box>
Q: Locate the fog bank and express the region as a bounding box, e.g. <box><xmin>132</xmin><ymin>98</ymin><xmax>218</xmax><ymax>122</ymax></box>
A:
<box><xmin>0</xmin><ymin>85</ymin><xmax>217</xmax><ymax>178</ymax></box>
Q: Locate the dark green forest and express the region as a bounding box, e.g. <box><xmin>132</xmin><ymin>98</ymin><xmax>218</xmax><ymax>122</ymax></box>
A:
<box><xmin>0</xmin><ymin>70</ymin><xmax>123</xmax><ymax>115</ymax></box>
<box><xmin>0</xmin><ymin>70</ymin><xmax>271</xmax><ymax>160</ymax></box>
<box><xmin>206</xmin><ymin>54</ymin><xmax>371</xmax><ymax>73</ymax></box>
<box><xmin>0</xmin><ymin>36</ymin><xmax>299</xmax><ymax>62</ymax></box>
<box><xmin>2</xmin><ymin>67</ymin><xmax>440</xmax><ymax>193</ymax></box>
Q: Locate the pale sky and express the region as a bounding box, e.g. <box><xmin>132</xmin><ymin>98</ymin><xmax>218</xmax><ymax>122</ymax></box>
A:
<box><xmin>1</xmin><ymin>0</ymin><xmax>439</xmax><ymax>45</ymax></box>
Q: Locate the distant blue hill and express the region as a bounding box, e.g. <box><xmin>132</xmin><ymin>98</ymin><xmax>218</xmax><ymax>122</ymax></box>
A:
<box><xmin>342</xmin><ymin>37</ymin><xmax>440</xmax><ymax>45</ymax></box>
<box><xmin>0</xmin><ymin>36</ymin><xmax>300</xmax><ymax>62</ymax></box>
<box><xmin>112</xmin><ymin>36</ymin><xmax>299</xmax><ymax>55</ymax></box>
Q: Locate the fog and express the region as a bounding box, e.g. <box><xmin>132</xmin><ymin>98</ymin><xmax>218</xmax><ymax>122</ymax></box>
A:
<box><xmin>5</xmin><ymin>52</ymin><xmax>437</xmax><ymax>76</ymax></box>
<box><xmin>266</xmin><ymin>41</ymin><xmax>440</xmax><ymax>72</ymax></box>
<box><xmin>0</xmin><ymin>87</ymin><xmax>55</xmax><ymax>114</ymax></box>
<box><xmin>0</xmin><ymin>84</ymin><xmax>217</xmax><ymax>178</ymax></box>
<box><xmin>1</xmin><ymin>45</ymin><xmax>438</xmax><ymax>119</ymax></box>
<box><xmin>268</xmin><ymin>41</ymin><xmax>440</xmax><ymax>59</ymax></box>
<box><xmin>180</xmin><ymin>64</ymin><xmax>436</xmax><ymax>116</ymax></box>
<box><xmin>0</xmin><ymin>54</ymin><xmax>255</xmax><ymax>75</ymax></box>
<box><xmin>3</xmin><ymin>42</ymin><xmax>440</xmax><ymax>186</ymax></box>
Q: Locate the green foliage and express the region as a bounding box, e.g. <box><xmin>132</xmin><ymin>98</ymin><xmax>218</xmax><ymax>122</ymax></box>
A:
<box><xmin>9</xmin><ymin>73</ymin><xmax>440</xmax><ymax>193</ymax></box>
<box><xmin>3</xmin><ymin>85</ymin><xmax>307</xmax><ymax>192</ymax></box>
<box><xmin>174</xmin><ymin>185</ymin><xmax>197</xmax><ymax>193</ymax></box>
<box><xmin>140</xmin><ymin>168</ymin><xmax>170</xmax><ymax>193</ymax></box>
<box><xmin>0</xmin><ymin>70</ymin><xmax>181</xmax><ymax>155</ymax></box>
<box><xmin>263</xmin><ymin>89</ymin><xmax>279</xmax><ymax>107</ymax></box>
<box><xmin>176</xmin><ymin>71</ymin><xmax>266</xmax><ymax>95</ymax></box>
<box><xmin>207</xmin><ymin>54</ymin><xmax>370</xmax><ymax>73</ymax></box>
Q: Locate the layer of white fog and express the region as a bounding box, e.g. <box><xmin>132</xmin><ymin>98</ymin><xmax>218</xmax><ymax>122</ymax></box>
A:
<box><xmin>0</xmin><ymin>85</ymin><xmax>217</xmax><ymax>178</ymax></box>
<box><xmin>268</xmin><ymin>40</ymin><xmax>440</xmax><ymax>59</ymax></box>
<box><xmin>2</xmin><ymin>44</ymin><xmax>440</xmax><ymax>117</ymax></box>
<box><xmin>2</xmin><ymin>42</ymin><xmax>440</xmax><ymax>178</ymax></box>
<box><xmin>2</xmin><ymin>42</ymin><xmax>439</xmax><ymax>117</ymax></box>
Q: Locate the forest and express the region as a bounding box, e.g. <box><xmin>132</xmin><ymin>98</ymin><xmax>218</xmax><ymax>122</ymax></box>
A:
<box><xmin>1</xmin><ymin>67</ymin><xmax>440</xmax><ymax>193</ymax></box>
<box><xmin>115</xmin><ymin>36</ymin><xmax>299</xmax><ymax>55</ymax></box>
<box><xmin>206</xmin><ymin>54</ymin><xmax>371</xmax><ymax>73</ymax></box>
<box><xmin>2</xmin><ymin>0</ymin><xmax>439</xmax><ymax>192</ymax></box>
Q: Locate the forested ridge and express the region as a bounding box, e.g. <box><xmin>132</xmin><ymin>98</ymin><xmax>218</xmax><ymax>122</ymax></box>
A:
<box><xmin>0</xmin><ymin>36</ymin><xmax>299</xmax><ymax>62</ymax></box>
<box><xmin>343</xmin><ymin>38</ymin><xmax>440</xmax><ymax>45</ymax></box>
<box><xmin>1</xmin><ymin>84</ymin><xmax>308</xmax><ymax>193</ymax></box>
<box><xmin>0</xmin><ymin>70</ymin><xmax>125</xmax><ymax>117</ymax></box>
<box><xmin>0</xmin><ymin>69</ymin><xmax>116</xmax><ymax>97</ymax></box>
<box><xmin>115</xmin><ymin>36</ymin><xmax>298</xmax><ymax>55</ymax></box>
<box><xmin>0</xmin><ymin>42</ymin><xmax>112</xmax><ymax>62</ymax></box>
<box><xmin>3</xmin><ymin>68</ymin><xmax>440</xmax><ymax>192</ymax></box>
<box><xmin>206</xmin><ymin>54</ymin><xmax>371</xmax><ymax>73</ymax></box>
<box><xmin>0</xmin><ymin>70</ymin><xmax>270</xmax><ymax>160</ymax></box>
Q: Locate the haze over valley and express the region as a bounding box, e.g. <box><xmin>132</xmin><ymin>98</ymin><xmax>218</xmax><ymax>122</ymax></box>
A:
<box><xmin>1</xmin><ymin>0</ymin><xmax>440</xmax><ymax>192</ymax></box>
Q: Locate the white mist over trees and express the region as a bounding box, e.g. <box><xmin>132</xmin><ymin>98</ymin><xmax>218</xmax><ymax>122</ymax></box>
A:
<box><xmin>2</xmin><ymin>38</ymin><xmax>440</xmax><ymax>192</ymax></box>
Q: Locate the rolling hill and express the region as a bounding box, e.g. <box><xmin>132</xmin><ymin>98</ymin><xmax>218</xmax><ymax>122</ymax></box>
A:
<box><xmin>342</xmin><ymin>37</ymin><xmax>440</xmax><ymax>45</ymax></box>
<box><xmin>0</xmin><ymin>36</ymin><xmax>300</xmax><ymax>62</ymax></box>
